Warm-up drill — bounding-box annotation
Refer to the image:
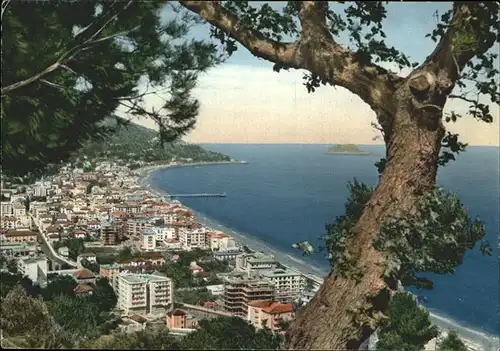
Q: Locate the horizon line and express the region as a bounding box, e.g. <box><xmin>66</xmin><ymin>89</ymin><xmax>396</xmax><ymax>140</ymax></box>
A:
<box><xmin>186</xmin><ymin>141</ymin><xmax>500</xmax><ymax>147</ymax></box>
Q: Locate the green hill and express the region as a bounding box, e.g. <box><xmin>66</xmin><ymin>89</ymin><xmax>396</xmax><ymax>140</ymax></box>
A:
<box><xmin>327</xmin><ymin>144</ymin><xmax>371</xmax><ymax>155</ymax></box>
<box><xmin>72</xmin><ymin>117</ymin><xmax>231</xmax><ymax>166</ymax></box>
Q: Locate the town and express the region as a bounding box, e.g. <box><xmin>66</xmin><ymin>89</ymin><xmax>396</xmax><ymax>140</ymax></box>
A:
<box><xmin>0</xmin><ymin>160</ymin><xmax>321</xmax><ymax>338</ymax></box>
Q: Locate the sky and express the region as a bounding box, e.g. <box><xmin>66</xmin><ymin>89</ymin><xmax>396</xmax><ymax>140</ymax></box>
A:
<box><xmin>126</xmin><ymin>2</ymin><xmax>499</xmax><ymax>146</ymax></box>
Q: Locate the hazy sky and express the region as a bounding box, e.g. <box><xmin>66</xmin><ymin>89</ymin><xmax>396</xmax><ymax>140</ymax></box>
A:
<box><xmin>127</xmin><ymin>2</ymin><xmax>499</xmax><ymax>146</ymax></box>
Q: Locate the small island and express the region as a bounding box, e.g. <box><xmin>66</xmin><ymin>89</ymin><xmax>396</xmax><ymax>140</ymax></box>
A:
<box><xmin>327</xmin><ymin>144</ymin><xmax>372</xmax><ymax>155</ymax></box>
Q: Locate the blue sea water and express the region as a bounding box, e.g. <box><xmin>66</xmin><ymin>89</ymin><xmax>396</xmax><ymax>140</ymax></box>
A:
<box><xmin>150</xmin><ymin>144</ymin><xmax>499</xmax><ymax>337</ymax></box>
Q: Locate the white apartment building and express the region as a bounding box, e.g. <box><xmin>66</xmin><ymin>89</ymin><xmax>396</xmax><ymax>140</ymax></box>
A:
<box><xmin>1</xmin><ymin>217</ymin><xmax>18</xmax><ymax>230</ymax></box>
<box><xmin>209</xmin><ymin>233</ymin><xmax>237</xmax><ymax>251</ymax></box>
<box><xmin>261</xmin><ymin>268</ymin><xmax>307</xmax><ymax>303</ymax></box>
<box><xmin>34</xmin><ymin>186</ymin><xmax>47</xmax><ymax>197</ymax></box>
<box><xmin>162</xmin><ymin>213</ymin><xmax>178</xmax><ymax>224</ymax></box>
<box><xmin>151</xmin><ymin>225</ymin><xmax>176</xmax><ymax>242</ymax></box>
<box><xmin>17</xmin><ymin>256</ymin><xmax>48</xmax><ymax>285</ymax></box>
<box><xmin>236</xmin><ymin>252</ymin><xmax>277</xmax><ymax>276</ymax></box>
<box><xmin>1</xmin><ymin>202</ymin><xmax>13</xmax><ymax>216</ymax></box>
<box><xmin>141</xmin><ymin>229</ymin><xmax>156</xmax><ymax>251</ymax></box>
<box><xmin>115</xmin><ymin>273</ymin><xmax>174</xmax><ymax>315</ymax></box>
<box><xmin>12</xmin><ymin>204</ymin><xmax>26</xmax><ymax>217</ymax></box>
<box><xmin>178</xmin><ymin>226</ymin><xmax>208</xmax><ymax>250</ymax></box>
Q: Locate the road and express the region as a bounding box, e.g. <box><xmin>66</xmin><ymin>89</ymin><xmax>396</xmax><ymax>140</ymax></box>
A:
<box><xmin>37</xmin><ymin>233</ymin><xmax>69</xmax><ymax>268</ymax></box>
<box><xmin>33</xmin><ymin>216</ymin><xmax>78</xmax><ymax>269</ymax></box>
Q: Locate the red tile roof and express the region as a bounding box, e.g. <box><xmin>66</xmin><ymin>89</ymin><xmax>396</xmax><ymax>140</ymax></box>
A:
<box><xmin>262</xmin><ymin>302</ymin><xmax>293</xmax><ymax>315</ymax></box>
<box><xmin>73</xmin><ymin>283</ymin><xmax>94</xmax><ymax>294</ymax></box>
<box><xmin>73</xmin><ymin>268</ymin><xmax>95</xmax><ymax>280</ymax></box>
<box><xmin>169</xmin><ymin>309</ymin><xmax>186</xmax><ymax>316</ymax></box>
<box><xmin>5</xmin><ymin>230</ymin><xmax>38</xmax><ymax>237</ymax></box>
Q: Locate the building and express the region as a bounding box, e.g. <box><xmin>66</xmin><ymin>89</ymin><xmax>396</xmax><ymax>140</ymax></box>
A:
<box><xmin>178</xmin><ymin>225</ymin><xmax>208</xmax><ymax>250</ymax></box>
<box><xmin>209</xmin><ymin>233</ymin><xmax>237</xmax><ymax>251</ymax></box>
<box><xmin>1</xmin><ymin>216</ymin><xmax>19</xmax><ymax>230</ymax></box>
<box><xmin>151</xmin><ymin>225</ymin><xmax>176</xmax><ymax>242</ymax></box>
<box><xmin>261</xmin><ymin>268</ymin><xmax>306</xmax><ymax>303</ymax></box>
<box><xmin>235</xmin><ymin>252</ymin><xmax>277</xmax><ymax>276</ymax></box>
<box><xmin>0</xmin><ymin>242</ymin><xmax>37</xmax><ymax>257</ymax></box>
<box><xmin>115</xmin><ymin>273</ymin><xmax>174</xmax><ymax>316</ymax></box>
<box><xmin>127</xmin><ymin>218</ymin><xmax>152</xmax><ymax>237</ymax></box>
<box><xmin>17</xmin><ymin>256</ymin><xmax>48</xmax><ymax>285</ymax></box>
<box><xmin>3</xmin><ymin>230</ymin><xmax>38</xmax><ymax>244</ymax></box>
<box><xmin>247</xmin><ymin>300</ymin><xmax>294</xmax><ymax>332</ymax></box>
<box><xmin>73</xmin><ymin>268</ymin><xmax>96</xmax><ymax>284</ymax></box>
<box><xmin>214</xmin><ymin>249</ymin><xmax>241</xmax><ymax>262</ymax></box>
<box><xmin>141</xmin><ymin>228</ymin><xmax>156</xmax><ymax>251</ymax></box>
<box><xmin>222</xmin><ymin>274</ymin><xmax>275</xmax><ymax>317</ymax></box>
<box><xmin>99</xmin><ymin>264</ymin><xmax>121</xmax><ymax>280</ymax></box>
<box><xmin>58</xmin><ymin>246</ymin><xmax>69</xmax><ymax>257</ymax></box>
<box><xmin>0</xmin><ymin>201</ymin><xmax>13</xmax><ymax>216</ymax></box>
<box><xmin>100</xmin><ymin>222</ymin><xmax>118</xmax><ymax>246</ymax></box>
<box><xmin>77</xmin><ymin>252</ymin><xmax>97</xmax><ymax>267</ymax></box>
<box><xmin>73</xmin><ymin>283</ymin><xmax>94</xmax><ymax>297</ymax></box>
<box><xmin>167</xmin><ymin>309</ymin><xmax>187</xmax><ymax>329</ymax></box>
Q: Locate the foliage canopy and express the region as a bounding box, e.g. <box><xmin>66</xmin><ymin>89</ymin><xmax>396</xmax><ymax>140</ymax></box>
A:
<box><xmin>1</xmin><ymin>0</ymin><xmax>221</xmax><ymax>177</ymax></box>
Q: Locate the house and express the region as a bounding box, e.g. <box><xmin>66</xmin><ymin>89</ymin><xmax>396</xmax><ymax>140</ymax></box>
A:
<box><xmin>58</xmin><ymin>246</ymin><xmax>69</xmax><ymax>257</ymax></box>
<box><xmin>72</xmin><ymin>229</ymin><xmax>87</xmax><ymax>239</ymax></box>
<box><xmin>46</xmin><ymin>225</ymin><xmax>61</xmax><ymax>235</ymax></box>
<box><xmin>189</xmin><ymin>261</ymin><xmax>204</xmax><ymax>275</ymax></box>
<box><xmin>167</xmin><ymin>309</ymin><xmax>187</xmax><ymax>329</ymax></box>
<box><xmin>247</xmin><ymin>300</ymin><xmax>294</xmax><ymax>332</ymax></box>
<box><xmin>140</xmin><ymin>252</ymin><xmax>165</xmax><ymax>266</ymax></box>
<box><xmin>77</xmin><ymin>252</ymin><xmax>97</xmax><ymax>266</ymax></box>
<box><xmin>99</xmin><ymin>264</ymin><xmax>120</xmax><ymax>280</ymax></box>
<box><xmin>73</xmin><ymin>268</ymin><xmax>96</xmax><ymax>284</ymax></box>
<box><xmin>3</xmin><ymin>230</ymin><xmax>38</xmax><ymax>244</ymax></box>
<box><xmin>73</xmin><ymin>283</ymin><xmax>94</xmax><ymax>296</ymax></box>
<box><xmin>214</xmin><ymin>249</ymin><xmax>241</xmax><ymax>262</ymax></box>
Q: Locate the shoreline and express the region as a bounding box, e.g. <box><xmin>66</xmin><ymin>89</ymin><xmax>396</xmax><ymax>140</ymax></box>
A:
<box><xmin>138</xmin><ymin>163</ymin><xmax>500</xmax><ymax>349</ymax></box>
<box><xmin>136</xmin><ymin>160</ymin><xmax>246</xmax><ymax>188</ymax></box>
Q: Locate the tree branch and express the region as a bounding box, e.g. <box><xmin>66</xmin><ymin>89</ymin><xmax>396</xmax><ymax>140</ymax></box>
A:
<box><xmin>0</xmin><ymin>0</ymin><xmax>134</xmax><ymax>96</ymax></box>
<box><xmin>178</xmin><ymin>1</ymin><xmax>299</xmax><ymax>65</ymax></box>
<box><xmin>422</xmin><ymin>2</ymin><xmax>497</xmax><ymax>94</ymax></box>
<box><xmin>448</xmin><ymin>94</ymin><xmax>477</xmax><ymax>104</ymax></box>
<box><xmin>1</xmin><ymin>0</ymin><xmax>10</xmax><ymax>22</ymax></box>
<box><xmin>178</xmin><ymin>1</ymin><xmax>403</xmax><ymax>115</ymax></box>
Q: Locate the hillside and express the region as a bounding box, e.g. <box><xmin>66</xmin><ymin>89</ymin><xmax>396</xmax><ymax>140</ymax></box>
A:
<box><xmin>327</xmin><ymin>144</ymin><xmax>371</xmax><ymax>155</ymax></box>
<box><xmin>73</xmin><ymin>117</ymin><xmax>231</xmax><ymax>166</ymax></box>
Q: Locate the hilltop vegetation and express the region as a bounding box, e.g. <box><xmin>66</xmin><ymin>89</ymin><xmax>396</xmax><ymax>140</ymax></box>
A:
<box><xmin>327</xmin><ymin>144</ymin><xmax>371</xmax><ymax>155</ymax></box>
<box><xmin>70</xmin><ymin>117</ymin><xmax>231</xmax><ymax>168</ymax></box>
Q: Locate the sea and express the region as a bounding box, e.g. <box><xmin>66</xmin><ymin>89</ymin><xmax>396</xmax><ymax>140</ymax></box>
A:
<box><xmin>149</xmin><ymin>144</ymin><xmax>499</xmax><ymax>345</ymax></box>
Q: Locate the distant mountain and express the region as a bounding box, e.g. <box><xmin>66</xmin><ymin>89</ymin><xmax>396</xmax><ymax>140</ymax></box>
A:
<box><xmin>327</xmin><ymin>144</ymin><xmax>372</xmax><ymax>155</ymax></box>
<box><xmin>73</xmin><ymin>117</ymin><xmax>231</xmax><ymax>165</ymax></box>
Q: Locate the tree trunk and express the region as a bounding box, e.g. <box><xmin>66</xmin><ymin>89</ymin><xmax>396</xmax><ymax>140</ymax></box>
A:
<box><xmin>285</xmin><ymin>88</ymin><xmax>445</xmax><ymax>350</ymax></box>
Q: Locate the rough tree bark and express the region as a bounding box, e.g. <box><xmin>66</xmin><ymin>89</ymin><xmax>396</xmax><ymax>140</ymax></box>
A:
<box><xmin>178</xmin><ymin>1</ymin><xmax>496</xmax><ymax>349</ymax></box>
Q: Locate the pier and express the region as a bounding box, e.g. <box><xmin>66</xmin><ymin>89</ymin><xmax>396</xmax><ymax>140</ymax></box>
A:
<box><xmin>167</xmin><ymin>193</ymin><xmax>227</xmax><ymax>198</ymax></box>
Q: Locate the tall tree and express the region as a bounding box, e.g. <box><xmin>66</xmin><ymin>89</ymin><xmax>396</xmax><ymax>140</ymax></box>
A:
<box><xmin>181</xmin><ymin>317</ymin><xmax>283</xmax><ymax>350</ymax></box>
<box><xmin>177</xmin><ymin>1</ymin><xmax>498</xmax><ymax>349</ymax></box>
<box><xmin>1</xmin><ymin>0</ymin><xmax>221</xmax><ymax>177</ymax></box>
<box><xmin>438</xmin><ymin>330</ymin><xmax>468</xmax><ymax>351</ymax></box>
<box><xmin>0</xmin><ymin>285</ymin><xmax>71</xmax><ymax>348</ymax></box>
<box><xmin>376</xmin><ymin>292</ymin><xmax>438</xmax><ymax>351</ymax></box>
